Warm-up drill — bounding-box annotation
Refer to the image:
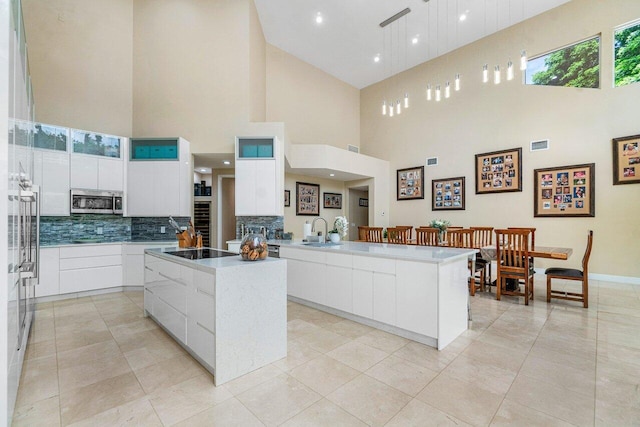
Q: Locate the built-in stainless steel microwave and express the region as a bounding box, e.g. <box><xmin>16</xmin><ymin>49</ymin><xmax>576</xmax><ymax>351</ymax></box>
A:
<box><xmin>70</xmin><ymin>189</ymin><xmax>123</xmax><ymax>215</ymax></box>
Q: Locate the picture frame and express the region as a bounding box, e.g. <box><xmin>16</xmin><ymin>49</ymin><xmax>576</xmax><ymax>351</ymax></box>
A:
<box><xmin>296</xmin><ymin>182</ymin><xmax>320</xmax><ymax>216</ymax></box>
<box><xmin>323</xmin><ymin>192</ymin><xmax>342</xmax><ymax>209</ymax></box>
<box><xmin>475</xmin><ymin>147</ymin><xmax>523</xmax><ymax>194</ymax></box>
<box><xmin>534</xmin><ymin>163</ymin><xmax>595</xmax><ymax>217</ymax></box>
<box><xmin>612</xmin><ymin>134</ymin><xmax>640</xmax><ymax>185</ymax></box>
<box><xmin>432</xmin><ymin>177</ymin><xmax>465</xmax><ymax>211</ymax></box>
<box><xmin>284</xmin><ymin>190</ymin><xmax>290</xmax><ymax>207</ymax></box>
<box><xmin>359</xmin><ymin>198</ymin><xmax>368</xmax><ymax>207</ymax></box>
<box><xmin>397</xmin><ymin>166</ymin><xmax>425</xmax><ymax>200</ymax></box>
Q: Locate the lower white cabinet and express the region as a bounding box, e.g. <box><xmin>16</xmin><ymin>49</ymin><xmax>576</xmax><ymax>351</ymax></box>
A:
<box><xmin>352</xmin><ymin>269</ymin><xmax>373</xmax><ymax>318</ymax></box>
<box><xmin>396</xmin><ymin>260</ymin><xmax>438</xmax><ymax>337</ymax></box>
<box><xmin>123</xmin><ymin>242</ymin><xmax>175</xmax><ymax>286</ymax></box>
<box><xmin>59</xmin><ymin>244</ymin><xmax>122</xmax><ymax>294</ymax></box>
<box><xmin>37</xmin><ymin>247</ymin><xmax>60</xmax><ymax>297</ymax></box>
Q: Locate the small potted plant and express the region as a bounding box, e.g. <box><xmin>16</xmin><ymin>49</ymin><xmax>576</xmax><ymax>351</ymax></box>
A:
<box><xmin>329</xmin><ymin>216</ymin><xmax>349</xmax><ymax>243</ymax></box>
<box><xmin>429</xmin><ymin>219</ymin><xmax>450</xmax><ymax>243</ymax></box>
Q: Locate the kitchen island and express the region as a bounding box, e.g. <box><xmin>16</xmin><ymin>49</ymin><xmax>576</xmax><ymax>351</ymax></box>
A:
<box><xmin>279</xmin><ymin>241</ymin><xmax>476</xmax><ymax>350</ymax></box>
<box><xmin>143</xmin><ymin>247</ymin><xmax>287</xmax><ymax>385</ymax></box>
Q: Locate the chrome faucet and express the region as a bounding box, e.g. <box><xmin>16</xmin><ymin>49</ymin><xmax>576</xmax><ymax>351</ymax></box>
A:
<box><xmin>260</xmin><ymin>226</ymin><xmax>267</xmax><ymax>238</ymax></box>
<box><xmin>311</xmin><ymin>218</ymin><xmax>328</xmax><ymax>242</ymax></box>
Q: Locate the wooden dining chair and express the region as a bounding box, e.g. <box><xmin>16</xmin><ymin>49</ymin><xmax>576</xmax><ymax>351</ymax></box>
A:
<box><xmin>386</xmin><ymin>227</ymin><xmax>407</xmax><ymax>244</ymax></box>
<box><xmin>442</xmin><ymin>226</ymin><xmax>463</xmax><ymax>246</ymax></box>
<box><xmin>448</xmin><ymin>229</ymin><xmax>482</xmax><ymax>295</ymax></box>
<box><xmin>508</xmin><ymin>227</ymin><xmax>536</xmax><ymax>268</ymax></box>
<box><xmin>471</xmin><ymin>226</ymin><xmax>494</xmax><ymax>288</ymax></box>
<box><xmin>366</xmin><ymin>227</ymin><xmax>384</xmax><ymax>243</ymax></box>
<box><xmin>395</xmin><ymin>226</ymin><xmax>413</xmax><ymax>242</ymax></box>
<box><xmin>495</xmin><ymin>229</ymin><xmax>534</xmax><ymax>305</ymax></box>
<box><xmin>545</xmin><ymin>230</ymin><xmax>593</xmax><ymax>308</ymax></box>
<box><xmin>415</xmin><ymin>227</ymin><xmax>440</xmax><ymax>246</ymax></box>
<box><xmin>357</xmin><ymin>226</ymin><xmax>369</xmax><ymax>241</ymax></box>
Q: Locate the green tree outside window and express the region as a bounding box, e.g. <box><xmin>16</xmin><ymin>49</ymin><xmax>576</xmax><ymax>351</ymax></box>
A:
<box><xmin>615</xmin><ymin>22</ymin><xmax>640</xmax><ymax>87</ymax></box>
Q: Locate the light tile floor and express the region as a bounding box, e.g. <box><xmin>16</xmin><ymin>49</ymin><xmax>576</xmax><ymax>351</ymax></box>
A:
<box><xmin>11</xmin><ymin>277</ymin><xmax>640</xmax><ymax>426</ymax></box>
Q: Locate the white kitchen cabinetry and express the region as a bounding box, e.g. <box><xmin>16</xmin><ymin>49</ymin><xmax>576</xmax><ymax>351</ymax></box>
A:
<box><xmin>126</xmin><ymin>138</ymin><xmax>191</xmax><ymax>217</ymax></box>
<box><xmin>33</xmin><ymin>149</ymin><xmax>70</xmax><ymax>215</ymax></box>
<box><xmin>70</xmin><ymin>154</ymin><xmax>125</xmax><ymax>192</ymax></box>
<box><xmin>59</xmin><ymin>244</ymin><xmax>122</xmax><ymax>294</ymax></box>
<box><xmin>396</xmin><ymin>260</ymin><xmax>438</xmax><ymax>338</ymax></box>
<box><xmin>279</xmin><ymin>246</ymin><xmax>326</xmax><ymax>303</ymax></box>
<box><xmin>123</xmin><ymin>242</ymin><xmax>175</xmax><ymax>286</ymax></box>
<box><xmin>353</xmin><ymin>255</ymin><xmax>396</xmax><ymax>326</ymax></box>
<box><xmin>324</xmin><ymin>253</ymin><xmax>353</xmax><ymax>313</ymax></box>
<box><xmin>234</xmin><ymin>137</ymin><xmax>282</xmax><ymax>216</ymax></box>
<box><xmin>37</xmin><ymin>247</ymin><xmax>60</xmax><ymax>297</ymax></box>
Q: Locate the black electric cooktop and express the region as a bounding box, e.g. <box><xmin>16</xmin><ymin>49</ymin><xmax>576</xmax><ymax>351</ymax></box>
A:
<box><xmin>165</xmin><ymin>249</ymin><xmax>237</xmax><ymax>260</ymax></box>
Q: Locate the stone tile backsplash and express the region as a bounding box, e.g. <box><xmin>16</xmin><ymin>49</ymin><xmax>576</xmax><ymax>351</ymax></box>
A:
<box><xmin>40</xmin><ymin>215</ymin><xmax>189</xmax><ymax>246</ymax></box>
<box><xmin>235</xmin><ymin>216</ymin><xmax>284</xmax><ymax>240</ymax></box>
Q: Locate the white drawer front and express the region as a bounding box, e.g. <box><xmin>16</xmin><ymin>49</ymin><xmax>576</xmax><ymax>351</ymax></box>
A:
<box><xmin>60</xmin><ymin>244</ymin><xmax>122</xmax><ymax>259</ymax></box>
<box><xmin>194</xmin><ymin>269</ymin><xmax>215</xmax><ymax>296</ymax></box>
<box><xmin>189</xmin><ymin>287</ymin><xmax>215</xmax><ymax>332</ymax></box>
<box><xmin>352</xmin><ymin>255</ymin><xmax>395</xmax><ymax>274</ymax></box>
<box><xmin>155</xmin><ymin>297</ymin><xmax>186</xmax><ymax>343</ymax></box>
<box><xmin>60</xmin><ymin>254</ymin><xmax>122</xmax><ymax>270</ymax></box>
<box><xmin>59</xmin><ymin>265</ymin><xmax>123</xmax><ymax>294</ymax></box>
<box><xmin>144</xmin><ymin>288</ymin><xmax>155</xmax><ymax>315</ymax></box>
<box><xmin>325</xmin><ymin>252</ymin><xmax>352</xmax><ymax>268</ymax></box>
<box><xmin>279</xmin><ymin>247</ymin><xmax>326</xmax><ymax>264</ymax></box>
<box><xmin>187</xmin><ymin>319</ymin><xmax>215</xmax><ymax>368</ymax></box>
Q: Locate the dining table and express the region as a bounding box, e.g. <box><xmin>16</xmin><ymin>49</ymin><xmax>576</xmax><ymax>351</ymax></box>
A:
<box><xmin>479</xmin><ymin>245</ymin><xmax>573</xmax><ymax>261</ymax></box>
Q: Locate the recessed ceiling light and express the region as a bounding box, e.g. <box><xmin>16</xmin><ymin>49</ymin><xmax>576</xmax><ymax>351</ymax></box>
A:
<box><xmin>374</xmin><ymin>54</ymin><xmax>380</xmax><ymax>63</ymax></box>
<box><xmin>223</xmin><ymin>160</ymin><xmax>230</xmax><ymax>165</ymax></box>
<box><xmin>200</xmin><ymin>169</ymin><xmax>206</xmax><ymax>172</ymax></box>
<box><xmin>315</xmin><ymin>13</ymin><xmax>323</xmax><ymax>24</ymax></box>
<box><xmin>329</xmin><ymin>173</ymin><xmax>335</xmax><ymax>177</ymax></box>
<box><xmin>459</xmin><ymin>14</ymin><xmax>467</xmax><ymax>21</ymax></box>
<box><xmin>412</xmin><ymin>37</ymin><xmax>419</xmax><ymax>45</ymax></box>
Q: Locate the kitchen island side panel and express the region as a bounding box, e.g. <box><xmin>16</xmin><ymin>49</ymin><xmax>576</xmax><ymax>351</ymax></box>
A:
<box><xmin>437</xmin><ymin>258</ymin><xmax>469</xmax><ymax>350</ymax></box>
<box><xmin>214</xmin><ymin>261</ymin><xmax>287</xmax><ymax>385</ymax></box>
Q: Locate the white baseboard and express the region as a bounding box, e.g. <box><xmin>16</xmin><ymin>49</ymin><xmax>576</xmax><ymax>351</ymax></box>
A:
<box><xmin>534</xmin><ymin>268</ymin><xmax>640</xmax><ymax>286</ymax></box>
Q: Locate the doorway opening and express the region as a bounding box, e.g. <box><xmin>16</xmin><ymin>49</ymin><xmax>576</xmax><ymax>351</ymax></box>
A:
<box><xmin>348</xmin><ymin>186</ymin><xmax>369</xmax><ymax>241</ymax></box>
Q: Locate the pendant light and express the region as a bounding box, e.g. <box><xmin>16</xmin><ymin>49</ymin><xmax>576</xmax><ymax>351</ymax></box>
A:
<box><xmin>455</xmin><ymin>74</ymin><xmax>461</xmax><ymax>91</ymax></box>
<box><xmin>445</xmin><ymin>81</ymin><xmax>450</xmax><ymax>98</ymax></box>
<box><xmin>494</xmin><ymin>65</ymin><xmax>501</xmax><ymax>84</ymax></box>
<box><xmin>396</xmin><ymin>100</ymin><xmax>401</xmax><ymax>114</ymax></box>
<box><xmin>435</xmin><ymin>85</ymin><xmax>441</xmax><ymax>101</ymax></box>
<box><xmin>507</xmin><ymin>60</ymin><xmax>514</xmax><ymax>80</ymax></box>
<box><xmin>520</xmin><ymin>50</ymin><xmax>527</xmax><ymax>70</ymax></box>
<box><xmin>483</xmin><ymin>64</ymin><xmax>489</xmax><ymax>83</ymax></box>
<box><xmin>404</xmin><ymin>93</ymin><xmax>409</xmax><ymax>108</ymax></box>
<box><xmin>426</xmin><ymin>84</ymin><xmax>432</xmax><ymax>101</ymax></box>
<box><xmin>382</xmin><ymin>100</ymin><xmax>387</xmax><ymax>115</ymax></box>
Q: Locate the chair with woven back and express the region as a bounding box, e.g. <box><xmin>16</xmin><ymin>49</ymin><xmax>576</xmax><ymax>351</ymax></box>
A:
<box><xmin>494</xmin><ymin>228</ymin><xmax>535</xmax><ymax>305</ymax></box>
<box><xmin>357</xmin><ymin>226</ymin><xmax>369</xmax><ymax>241</ymax></box>
<box><xmin>415</xmin><ymin>227</ymin><xmax>440</xmax><ymax>246</ymax></box>
<box><xmin>545</xmin><ymin>230</ymin><xmax>593</xmax><ymax>308</ymax></box>
<box><xmin>386</xmin><ymin>227</ymin><xmax>408</xmax><ymax>244</ymax></box>
<box><xmin>366</xmin><ymin>227</ymin><xmax>384</xmax><ymax>243</ymax></box>
<box><xmin>448</xmin><ymin>229</ymin><xmax>482</xmax><ymax>295</ymax></box>
<box><xmin>471</xmin><ymin>226</ymin><xmax>494</xmax><ymax>288</ymax></box>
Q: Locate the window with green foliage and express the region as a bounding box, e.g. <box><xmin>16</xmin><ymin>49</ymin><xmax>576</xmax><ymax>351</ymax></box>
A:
<box><xmin>615</xmin><ymin>21</ymin><xmax>640</xmax><ymax>87</ymax></box>
<box><xmin>526</xmin><ymin>37</ymin><xmax>600</xmax><ymax>88</ymax></box>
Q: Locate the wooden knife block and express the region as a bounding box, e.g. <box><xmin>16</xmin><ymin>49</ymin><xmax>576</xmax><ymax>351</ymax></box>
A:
<box><xmin>177</xmin><ymin>231</ymin><xmax>192</xmax><ymax>248</ymax></box>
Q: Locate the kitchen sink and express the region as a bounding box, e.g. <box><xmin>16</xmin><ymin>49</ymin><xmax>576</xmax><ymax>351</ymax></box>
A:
<box><xmin>302</xmin><ymin>242</ymin><xmax>342</xmax><ymax>247</ymax></box>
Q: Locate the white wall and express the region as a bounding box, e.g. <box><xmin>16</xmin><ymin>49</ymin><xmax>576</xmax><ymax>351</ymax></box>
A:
<box><xmin>360</xmin><ymin>0</ymin><xmax>640</xmax><ymax>279</ymax></box>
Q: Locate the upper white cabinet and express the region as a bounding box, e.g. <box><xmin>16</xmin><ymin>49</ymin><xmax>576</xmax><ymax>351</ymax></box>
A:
<box><xmin>235</xmin><ymin>137</ymin><xmax>283</xmax><ymax>216</ymax></box>
<box><xmin>126</xmin><ymin>137</ymin><xmax>191</xmax><ymax>217</ymax></box>
<box><xmin>70</xmin><ymin>130</ymin><xmax>126</xmax><ymax>192</ymax></box>
<box><xmin>70</xmin><ymin>155</ymin><xmax>124</xmax><ymax>192</ymax></box>
<box><xmin>35</xmin><ymin>150</ymin><xmax>70</xmax><ymax>215</ymax></box>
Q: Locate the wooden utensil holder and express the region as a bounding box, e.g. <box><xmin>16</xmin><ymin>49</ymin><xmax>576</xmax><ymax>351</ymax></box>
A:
<box><xmin>177</xmin><ymin>231</ymin><xmax>192</xmax><ymax>248</ymax></box>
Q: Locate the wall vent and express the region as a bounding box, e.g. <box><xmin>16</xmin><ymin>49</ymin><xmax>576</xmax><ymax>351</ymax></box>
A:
<box><xmin>426</xmin><ymin>157</ymin><xmax>438</xmax><ymax>166</ymax></box>
<box><xmin>530</xmin><ymin>139</ymin><xmax>549</xmax><ymax>151</ymax></box>
<box><xmin>347</xmin><ymin>144</ymin><xmax>359</xmax><ymax>153</ymax></box>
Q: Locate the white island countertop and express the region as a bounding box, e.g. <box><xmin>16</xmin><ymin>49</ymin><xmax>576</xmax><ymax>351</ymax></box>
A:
<box><xmin>145</xmin><ymin>246</ymin><xmax>285</xmax><ymax>274</ymax></box>
<box><xmin>276</xmin><ymin>241</ymin><xmax>477</xmax><ymax>264</ymax></box>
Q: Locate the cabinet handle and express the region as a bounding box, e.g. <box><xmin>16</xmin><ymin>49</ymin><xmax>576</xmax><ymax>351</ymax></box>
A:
<box><xmin>144</xmin><ymin>266</ymin><xmax>153</xmax><ymax>271</ymax></box>
<box><xmin>196</xmin><ymin>287</ymin><xmax>214</xmax><ymax>298</ymax></box>
<box><xmin>158</xmin><ymin>271</ymin><xmax>187</xmax><ymax>286</ymax></box>
<box><xmin>196</xmin><ymin>321</ymin><xmax>214</xmax><ymax>335</ymax></box>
